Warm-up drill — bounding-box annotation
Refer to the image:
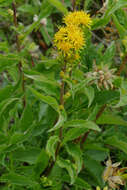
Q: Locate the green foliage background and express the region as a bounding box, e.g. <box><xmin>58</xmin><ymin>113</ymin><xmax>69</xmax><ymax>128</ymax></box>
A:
<box><xmin>1</xmin><ymin>0</ymin><xmax>127</xmax><ymax>189</ymax></box>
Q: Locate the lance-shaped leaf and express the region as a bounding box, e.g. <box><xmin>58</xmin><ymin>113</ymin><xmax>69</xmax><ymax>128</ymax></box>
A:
<box><xmin>46</xmin><ymin>135</ymin><xmax>60</xmax><ymax>161</ymax></box>
<box><xmin>29</xmin><ymin>87</ymin><xmax>60</xmax><ymax>113</ymax></box>
<box><xmin>114</xmin><ymin>87</ymin><xmax>127</xmax><ymax>108</ymax></box>
<box><xmin>47</xmin><ymin>0</ymin><xmax>68</xmax><ymax>15</ymax></box>
<box><xmin>63</xmin><ymin>128</ymin><xmax>88</xmax><ymax>144</ymax></box>
<box><xmin>57</xmin><ymin>157</ymin><xmax>77</xmax><ymax>184</ymax></box>
<box><xmin>96</xmin><ymin>113</ymin><xmax>127</xmax><ymax>126</ymax></box>
<box><xmin>105</xmin><ymin>136</ymin><xmax>127</xmax><ymax>154</ymax></box>
<box><xmin>84</xmin><ymin>86</ymin><xmax>94</xmax><ymax>107</ymax></box>
<box><xmin>0</xmin><ymin>172</ymin><xmax>37</xmax><ymax>187</ymax></box>
<box><xmin>66</xmin><ymin>143</ymin><xmax>83</xmax><ymax>174</ymax></box>
<box><xmin>64</xmin><ymin>120</ymin><xmax>101</xmax><ymax>131</ymax></box>
<box><xmin>48</xmin><ymin>108</ymin><xmax>67</xmax><ymax>132</ymax></box>
<box><xmin>24</xmin><ymin>70</ymin><xmax>59</xmax><ymax>87</ymax></box>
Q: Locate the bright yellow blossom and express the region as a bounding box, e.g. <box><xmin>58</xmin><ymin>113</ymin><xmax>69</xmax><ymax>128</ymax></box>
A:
<box><xmin>54</xmin><ymin>25</ymin><xmax>85</xmax><ymax>56</ymax></box>
<box><xmin>63</xmin><ymin>11</ymin><xmax>92</xmax><ymax>28</ymax></box>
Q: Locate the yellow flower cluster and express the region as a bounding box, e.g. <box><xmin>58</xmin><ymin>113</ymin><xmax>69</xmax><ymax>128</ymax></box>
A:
<box><xmin>63</xmin><ymin>11</ymin><xmax>92</xmax><ymax>28</ymax></box>
<box><xmin>54</xmin><ymin>11</ymin><xmax>92</xmax><ymax>58</ymax></box>
<box><xmin>54</xmin><ymin>25</ymin><xmax>84</xmax><ymax>56</ymax></box>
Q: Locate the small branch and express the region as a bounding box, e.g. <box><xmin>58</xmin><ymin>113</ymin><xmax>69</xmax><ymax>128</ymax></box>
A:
<box><xmin>36</xmin><ymin>32</ymin><xmax>47</xmax><ymax>50</ymax></box>
<box><xmin>95</xmin><ymin>104</ymin><xmax>106</xmax><ymax>120</ymax></box>
<box><xmin>80</xmin><ymin>104</ymin><xmax>107</xmax><ymax>148</ymax></box>
<box><xmin>117</xmin><ymin>55</ymin><xmax>127</xmax><ymax>76</ymax></box>
<box><xmin>92</xmin><ymin>32</ymin><xmax>108</xmax><ymax>47</ymax></box>
<box><xmin>12</xmin><ymin>1</ymin><xmax>20</xmax><ymax>58</ymax></box>
<box><xmin>12</xmin><ymin>1</ymin><xmax>26</xmax><ymax>107</ymax></box>
<box><xmin>61</xmin><ymin>0</ymin><xmax>64</xmax><ymax>5</ymax></box>
<box><xmin>71</xmin><ymin>0</ymin><xmax>76</xmax><ymax>11</ymax></box>
<box><xmin>45</xmin><ymin>63</ymin><xmax>66</xmax><ymax>176</ymax></box>
<box><xmin>80</xmin><ymin>131</ymin><xmax>89</xmax><ymax>149</ymax></box>
<box><xmin>43</xmin><ymin>26</ymin><xmax>53</xmax><ymax>45</ymax></box>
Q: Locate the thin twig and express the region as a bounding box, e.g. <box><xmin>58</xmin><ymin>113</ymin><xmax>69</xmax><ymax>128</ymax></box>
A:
<box><xmin>92</xmin><ymin>31</ymin><xmax>108</xmax><ymax>47</ymax></box>
<box><xmin>71</xmin><ymin>0</ymin><xmax>76</xmax><ymax>11</ymax></box>
<box><xmin>12</xmin><ymin>1</ymin><xmax>26</xmax><ymax>107</ymax></box>
<box><xmin>45</xmin><ymin>63</ymin><xmax>66</xmax><ymax>176</ymax></box>
<box><xmin>117</xmin><ymin>55</ymin><xmax>127</xmax><ymax>76</ymax></box>
<box><xmin>80</xmin><ymin>104</ymin><xmax>107</xmax><ymax>148</ymax></box>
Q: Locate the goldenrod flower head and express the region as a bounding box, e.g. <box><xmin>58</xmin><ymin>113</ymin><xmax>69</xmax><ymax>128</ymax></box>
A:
<box><xmin>63</xmin><ymin>11</ymin><xmax>92</xmax><ymax>28</ymax></box>
<box><xmin>54</xmin><ymin>25</ymin><xmax>85</xmax><ymax>56</ymax></box>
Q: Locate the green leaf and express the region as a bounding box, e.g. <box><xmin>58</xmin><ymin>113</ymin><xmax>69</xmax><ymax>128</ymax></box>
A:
<box><xmin>112</xmin><ymin>14</ymin><xmax>127</xmax><ymax>38</ymax></box>
<box><xmin>0</xmin><ymin>54</ymin><xmax>19</xmax><ymax>73</ymax></box>
<box><xmin>0</xmin><ymin>132</ymin><xmax>8</xmax><ymax>145</ymax></box>
<box><xmin>18</xmin><ymin>4</ymin><xmax>37</xmax><ymax>15</ymax></box>
<box><xmin>84</xmin><ymin>86</ymin><xmax>94</xmax><ymax>107</ymax></box>
<box><xmin>106</xmin><ymin>0</ymin><xmax>127</xmax><ymax>17</ymax></box>
<box><xmin>63</xmin><ymin>127</ymin><xmax>88</xmax><ymax>144</ymax></box>
<box><xmin>84</xmin><ymin>155</ymin><xmax>104</xmax><ymax>186</ymax></box>
<box><xmin>24</xmin><ymin>70</ymin><xmax>59</xmax><ymax>87</ymax></box>
<box><xmin>94</xmin><ymin>90</ymin><xmax>120</xmax><ymax>105</ymax></box>
<box><xmin>12</xmin><ymin>147</ymin><xmax>41</xmax><ymax>164</ymax></box>
<box><xmin>19</xmin><ymin>104</ymin><xmax>33</xmax><ymax>132</ymax></box>
<box><xmin>40</xmin><ymin>18</ymin><xmax>54</xmax><ymax>46</ymax></box>
<box><xmin>39</xmin><ymin>0</ymin><xmax>54</xmax><ymax>19</ymax></box>
<box><xmin>92</xmin><ymin>0</ymin><xmax>127</xmax><ymax>30</ymax></box>
<box><xmin>9</xmin><ymin>125</ymin><xmax>35</xmax><ymax>145</ymax></box>
<box><xmin>96</xmin><ymin>113</ymin><xmax>127</xmax><ymax>126</ymax></box>
<box><xmin>72</xmin><ymin>78</ymin><xmax>94</xmax><ymax>97</ymax></box>
<box><xmin>103</xmin><ymin>41</ymin><xmax>116</xmax><ymax>64</ymax></box>
<box><xmin>64</xmin><ymin>120</ymin><xmax>101</xmax><ymax>131</ymax></box>
<box><xmin>57</xmin><ymin>157</ymin><xmax>77</xmax><ymax>184</ymax></box>
<box><xmin>46</xmin><ymin>135</ymin><xmax>60</xmax><ymax>161</ymax></box>
<box><xmin>92</xmin><ymin>17</ymin><xmax>110</xmax><ymax>30</ymax></box>
<box><xmin>0</xmin><ymin>173</ymin><xmax>37</xmax><ymax>187</ymax></box>
<box><xmin>74</xmin><ymin>177</ymin><xmax>92</xmax><ymax>190</ymax></box>
<box><xmin>0</xmin><ymin>86</ymin><xmax>14</xmax><ymax>102</ymax></box>
<box><xmin>114</xmin><ymin>87</ymin><xmax>127</xmax><ymax>107</ymax></box>
<box><xmin>34</xmin><ymin>148</ymin><xmax>49</xmax><ymax>176</ymax></box>
<box><xmin>84</xmin><ymin>144</ymin><xmax>109</xmax><ymax>161</ymax></box>
<box><xmin>105</xmin><ymin>136</ymin><xmax>127</xmax><ymax>154</ymax></box>
<box><xmin>47</xmin><ymin>0</ymin><xmax>68</xmax><ymax>14</ymax></box>
<box><xmin>48</xmin><ymin>108</ymin><xmax>67</xmax><ymax>132</ymax></box>
<box><xmin>0</xmin><ymin>98</ymin><xmax>19</xmax><ymax>119</ymax></box>
<box><xmin>29</xmin><ymin>87</ymin><xmax>60</xmax><ymax>113</ymax></box>
<box><xmin>66</xmin><ymin>143</ymin><xmax>82</xmax><ymax>174</ymax></box>
<box><xmin>72</xmin><ymin>69</ymin><xmax>84</xmax><ymax>81</ymax></box>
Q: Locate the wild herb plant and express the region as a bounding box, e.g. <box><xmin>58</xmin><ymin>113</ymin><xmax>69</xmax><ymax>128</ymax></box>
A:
<box><xmin>1</xmin><ymin>0</ymin><xmax>127</xmax><ymax>190</ymax></box>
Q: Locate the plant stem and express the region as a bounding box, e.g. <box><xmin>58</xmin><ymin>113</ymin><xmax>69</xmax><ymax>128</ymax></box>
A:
<box><xmin>12</xmin><ymin>1</ymin><xmax>26</xmax><ymax>107</ymax></box>
<box><xmin>45</xmin><ymin>63</ymin><xmax>66</xmax><ymax>176</ymax></box>
<box><xmin>80</xmin><ymin>104</ymin><xmax>106</xmax><ymax>148</ymax></box>
<box><xmin>117</xmin><ymin>55</ymin><xmax>127</xmax><ymax>76</ymax></box>
<box><xmin>71</xmin><ymin>0</ymin><xmax>76</xmax><ymax>11</ymax></box>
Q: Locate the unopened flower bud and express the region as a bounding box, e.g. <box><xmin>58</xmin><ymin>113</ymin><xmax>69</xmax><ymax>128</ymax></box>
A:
<box><xmin>40</xmin><ymin>18</ymin><xmax>47</xmax><ymax>26</ymax></box>
<box><xmin>33</xmin><ymin>14</ymin><xmax>38</xmax><ymax>22</ymax></box>
<box><xmin>59</xmin><ymin>105</ymin><xmax>64</xmax><ymax>110</ymax></box>
<box><xmin>64</xmin><ymin>92</ymin><xmax>71</xmax><ymax>100</ymax></box>
<box><xmin>60</xmin><ymin>71</ymin><xmax>65</xmax><ymax>78</ymax></box>
<box><xmin>72</xmin><ymin>80</ymin><xmax>78</xmax><ymax>84</ymax></box>
<box><xmin>8</xmin><ymin>9</ymin><xmax>13</xmax><ymax>16</ymax></box>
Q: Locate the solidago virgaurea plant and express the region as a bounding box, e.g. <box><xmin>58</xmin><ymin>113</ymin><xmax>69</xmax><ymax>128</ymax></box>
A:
<box><xmin>54</xmin><ymin>11</ymin><xmax>92</xmax><ymax>61</ymax></box>
<box><xmin>1</xmin><ymin>0</ymin><xmax>127</xmax><ymax>190</ymax></box>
